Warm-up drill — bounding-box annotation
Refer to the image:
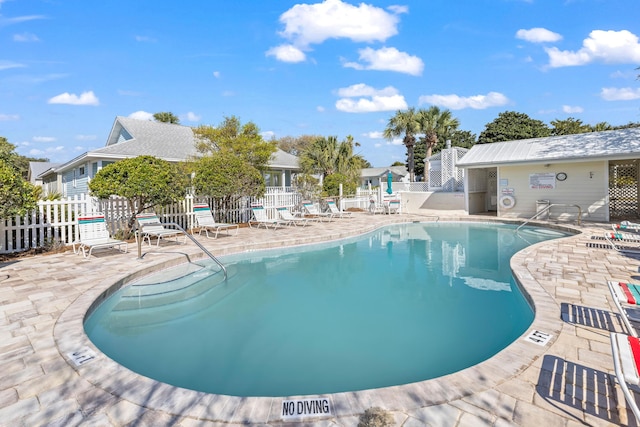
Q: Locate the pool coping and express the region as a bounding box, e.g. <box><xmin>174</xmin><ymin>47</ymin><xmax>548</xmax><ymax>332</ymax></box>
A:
<box><xmin>53</xmin><ymin>217</ymin><xmax>581</xmax><ymax>424</ymax></box>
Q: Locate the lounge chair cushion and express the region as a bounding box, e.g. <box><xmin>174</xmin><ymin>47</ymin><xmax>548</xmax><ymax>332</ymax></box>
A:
<box><xmin>614</xmin><ymin>332</ymin><xmax>640</xmax><ymax>385</ymax></box>
<box><xmin>613</xmin><ymin>282</ymin><xmax>640</xmax><ymax>305</ymax></box>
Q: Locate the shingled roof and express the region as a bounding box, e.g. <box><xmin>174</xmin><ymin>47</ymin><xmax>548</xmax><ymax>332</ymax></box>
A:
<box><xmin>45</xmin><ymin>116</ymin><xmax>299</xmax><ymax>176</ymax></box>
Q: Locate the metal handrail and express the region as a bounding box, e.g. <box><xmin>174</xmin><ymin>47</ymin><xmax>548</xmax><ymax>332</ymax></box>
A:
<box><xmin>137</xmin><ymin>221</ymin><xmax>227</xmax><ymax>280</ymax></box>
<box><xmin>516</xmin><ymin>203</ymin><xmax>582</xmax><ymax>232</ymax></box>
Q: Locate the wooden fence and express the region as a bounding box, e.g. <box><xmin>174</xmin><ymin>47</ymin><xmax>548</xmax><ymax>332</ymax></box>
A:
<box><xmin>0</xmin><ymin>190</ymin><xmax>302</xmax><ymax>254</ymax></box>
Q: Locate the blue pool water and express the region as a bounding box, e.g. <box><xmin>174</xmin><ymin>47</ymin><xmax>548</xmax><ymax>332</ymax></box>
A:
<box><xmin>84</xmin><ymin>222</ymin><xmax>570</xmax><ymax>397</ymax></box>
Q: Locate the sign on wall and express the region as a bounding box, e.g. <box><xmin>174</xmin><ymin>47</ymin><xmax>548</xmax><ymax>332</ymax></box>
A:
<box><xmin>529</xmin><ymin>173</ymin><xmax>555</xmax><ymax>190</ymax></box>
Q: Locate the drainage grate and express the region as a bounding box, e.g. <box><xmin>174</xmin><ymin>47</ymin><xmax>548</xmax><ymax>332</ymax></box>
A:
<box><xmin>524</xmin><ymin>330</ymin><xmax>552</xmax><ymax>346</ymax></box>
<box><xmin>67</xmin><ymin>346</ymin><xmax>97</xmax><ymax>366</ymax></box>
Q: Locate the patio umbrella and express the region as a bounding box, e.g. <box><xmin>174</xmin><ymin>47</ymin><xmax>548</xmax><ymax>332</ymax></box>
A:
<box><xmin>386</xmin><ymin>172</ymin><xmax>393</xmax><ymax>194</ymax></box>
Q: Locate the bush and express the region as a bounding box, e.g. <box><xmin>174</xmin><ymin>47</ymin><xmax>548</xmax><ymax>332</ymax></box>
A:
<box><xmin>322</xmin><ymin>173</ymin><xmax>356</xmax><ymax>197</ymax></box>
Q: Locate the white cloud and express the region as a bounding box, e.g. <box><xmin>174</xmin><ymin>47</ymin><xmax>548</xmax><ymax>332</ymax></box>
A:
<box><xmin>562</xmin><ymin>105</ymin><xmax>583</xmax><ymax>113</ymax></box>
<box><xmin>128</xmin><ymin>110</ymin><xmax>154</xmax><ymax>120</ymax></box>
<box><xmin>316</xmin><ymin>105</ymin><xmax>325</xmax><ymax>112</ymax></box>
<box><xmin>0</xmin><ymin>14</ymin><xmax>46</xmax><ymax>26</ymax></box>
<box><xmin>387</xmin><ymin>5</ymin><xmax>408</xmax><ymax>14</ymax></box>
<box><xmin>418</xmin><ymin>91</ymin><xmax>509</xmax><ymax>110</ymax></box>
<box><xmin>75</xmin><ymin>134</ymin><xmax>97</xmax><ymax>141</ymax></box>
<box><xmin>117</xmin><ymin>89</ymin><xmax>142</xmax><ymax>96</ymax></box>
<box><xmin>266</xmin><ymin>44</ymin><xmax>306</xmax><ymax>62</ymax></box>
<box><xmin>337</xmin><ymin>83</ymin><xmax>399</xmax><ymax>98</ymax></box>
<box><xmin>48</xmin><ymin>90</ymin><xmax>99</xmax><ymax>106</ymax></box>
<box><xmin>213</xmin><ymin>71</ymin><xmax>221</xmax><ymax>78</ymax></box>
<box><xmin>0</xmin><ymin>113</ymin><xmax>19</xmax><ymax>121</ymax></box>
<box><xmin>275</xmin><ymin>0</ymin><xmax>399</xmax><ymax>48</ymax></box>
<box><xmin>13</xmin><ymin>32</ymin><xmax>39</xmax><ymax>42</ymax></box>
<box><xmin>0</xmin><ymin>60</ymin><xmax>25</xmax><ymax>70</ymax></box>
<box><xmin>343</xmin><ymin>47</ymin><xmax>424</xmax><ymax>76</ymax></box>
<box><xmin>33</xmin><ymin>136</ymin><xmax>56</xmax><ymax>142</ymax></box>
<box><xmin>336</xmin><ymin>94</ymin><xmax>407</xmax><ymax>113</ymax></box>
<box><xmin>545</xmin><ymin>30</ymin><xmax>640</xmax><ymax>67</ymax></box>
<box><xmin>364</xmin><ymin>131</ymin><xmax>383</xmax><ymax>138</ymax></box>
<box><xmin>183</xmin><ymin>112</ymin><xmax>201</xmax><ymax>122</ymax></box>
<box><xmin>516</xmin><ymin>28</ymin><xmax>562</xmax><ymax>43</ymax></box>
<box><xmin>335</xmin><ymin>85</ymin><xmax>408</xmax><ymax>112</ymax></box>
<box><xmin>600</xmin><ymin>87</ymin><xmax>640</xmax><ymax>101</ymax></box>
<box><xmin>261</xmin><ymin>131</ymin><xmax>275</xmax><ymax>139</ymax></box>
<box><xmin>135</xmin><ymin>35</ymin><xmax>157</xmax><ymax>43</ymax></box>
<box><xmin>29</xmin><ymin>146</ymin><xmax>64</xmax><ymax>156</ymax></box>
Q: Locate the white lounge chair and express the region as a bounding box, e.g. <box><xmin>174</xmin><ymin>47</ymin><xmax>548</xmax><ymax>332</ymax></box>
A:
<box><xmin>72</xmin><ymin>213</ymin><xmax>127</xmax><ymax>258</ymax></box>
<box><xmin>604</xmin><ymin>231</ymin><xmax>640</xmax><ymax>253</ymax></box>
<box><xmin>302</xmin><ymin>201</ymin><xmax>333</xmax><ymax>222</ymax></box>
<box><xmin>277</xmin><ymin>206</ymin><xmax>310</xmax><ymax>226</ymax></box>
<box><xmin>326</xmin><ymin>199</ymin><xmax>352</xmax><ymax>218</ymax></box>
<box><xmin>136</xmin><ymin>212</ymin><xmax>187</xmax><ymax>246</ymax></box>
<box><xmin>368</xmin><ymin>197</ymin><xmax>386</xmax><ymax>215</ymax></box>
<box><xmin>613</xmin><ymin>221</ymin><xmax>640</xmax><ymax>233</ymax></box>
<box><xmin>610</xmin><ymin>332</ymin><xmax>640</xmax><ymax>422</ymax></box>
<box><xmin>608</xmin><ymin>281</ymin><xmax>640</xmax><ymax>338</ymax></box>
<box><xmin>192</xmin><ymin>204</ymin><xmax>238</xmax><ymax>238</ymax></box>
<box><xmin>386</xmin><ymin>199</ymin><xmax>401</xmax><ymax>214</ymax></box>
<box><xmin>250</xmin><ymin>204</ymin><xmax>286</xmax><ymax>229</ymax></box>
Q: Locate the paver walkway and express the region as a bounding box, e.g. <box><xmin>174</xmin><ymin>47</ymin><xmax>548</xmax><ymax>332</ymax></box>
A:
<box><xmin>1</xmin><ymin>213</ymin><xmax>639</xmax><ymax>426</ymax></box>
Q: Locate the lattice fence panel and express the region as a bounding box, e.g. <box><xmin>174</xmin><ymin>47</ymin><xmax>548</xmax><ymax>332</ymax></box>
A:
<box><xmin>609</xmin><ymin>161</ymin><xmax>639</xmax><ymax>219</ymax></box>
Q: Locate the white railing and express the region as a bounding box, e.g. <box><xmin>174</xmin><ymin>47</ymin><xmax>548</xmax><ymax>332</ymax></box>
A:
<box><xmin>0</xmin><ymin>190</ymin><xmax>304</xmax><ymax>254</ymax></box>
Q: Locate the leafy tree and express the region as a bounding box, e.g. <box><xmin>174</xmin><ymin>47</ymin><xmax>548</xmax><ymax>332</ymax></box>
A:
<box><xmin>0</xmin><ymin>138</ymin><xmax>38</xmax><ymax>218</ymax></box>
<box><xmin>412</xmin><ymin>141</ymin><xmax>426</xmax><ymax>178</ymax></box>
<box><xmin>89</xmin><ymin>155</ymin><xmax>189</xmax><ymax>234</ymax></box>
<box><xmin>191</xmin><ymin>152</ymin><xmax>265</xmax><ymax>201</ymax></box>
<box><xmin>322</xmin><ymin>173</ymin><xmax>356</xmax><ymax>197</ymax></box>
<box><xmin>550</xmin><ymin>117</ymin><xmax>591</xmax><ymax>135</ymax></box>
<box><xmin>276</xmin><ymin>135</ymin><xmax>320</xmax><ymax>156</ymax></box>
<box><xmin>194</xmin><ymin>116</ymin><xmax>276</xmax><ymax>170</ymax></box>
<box><xmin>383</xmin><ymin>107</ymin><xmax>421</xmax><ymax>181</ymax></box>
<box><xmin>293</xmin><ymin>173</ymin><xmax>321</xmax><ymax>202</ymax></box>
<box><xmin>390</xmin><ymin>161</ymin><xmax>405</xmax><ymax>167</ymax></box>
<box><xmin>448</xmin><ymin>130</ymin><xmax>477</xmax><ymax>150</ymax></box>
<box><xmin>0</xmin><ymin>160</ymin><xmax>37</xmax><ymax>219</ymax></box>
<box><xmin>153</xmin><ymin>112</ymin><xmax>180</xmax><ymax>124</ymax></box>
<box><xmin>478</xmin><ymin>111</ymin><xmax>551</xmax><ymax>143</ymax></box>
<box><xmin>0</xmin><ymin>136</ymin><xmax>48</xmax><ymax>180</ymax></box>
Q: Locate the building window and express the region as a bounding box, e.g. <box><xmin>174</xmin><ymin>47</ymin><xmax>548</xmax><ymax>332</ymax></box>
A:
<box><xmin>79</xmin><ymin>166</ymin><xmax>85</xmax><ymax>176</ymax></box>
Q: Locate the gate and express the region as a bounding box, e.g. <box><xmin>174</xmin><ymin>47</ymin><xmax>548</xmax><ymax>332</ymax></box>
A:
<box><xmin>609</xmin><ymin>160</ymin><xmax>639</xmax><ymax>219</ymax></box>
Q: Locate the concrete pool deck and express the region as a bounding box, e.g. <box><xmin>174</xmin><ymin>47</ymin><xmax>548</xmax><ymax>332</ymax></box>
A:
<box><xmin>1</xmin><ymin>212</ymin><xmax>639</xmax><ymax>426</ymax></box>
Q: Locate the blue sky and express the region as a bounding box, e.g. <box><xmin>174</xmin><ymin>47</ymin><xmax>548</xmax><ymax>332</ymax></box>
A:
<box><xmin>1</xmin><ymin>0</ymin><xmax>639</xmax><ymax>167</ymax></box>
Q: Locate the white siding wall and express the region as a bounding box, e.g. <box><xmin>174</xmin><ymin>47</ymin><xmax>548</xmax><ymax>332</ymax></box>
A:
<box><xmin>497</xmin><ymin>160</ymin><xmax>608</xmax><ymax>222</ymax></box>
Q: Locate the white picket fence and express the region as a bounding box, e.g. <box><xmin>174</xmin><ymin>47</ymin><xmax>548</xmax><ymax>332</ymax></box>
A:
<box><xmin>0</xmin><ymin>189</ymin><xmax>302</xmax><ymax>254</ymax></box>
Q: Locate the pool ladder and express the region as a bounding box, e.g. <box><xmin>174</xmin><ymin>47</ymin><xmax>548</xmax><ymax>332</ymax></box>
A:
<box><xmin>516</xmin><ymin>203</ymin><xmax>582</xmax><ymax>233</ymax></box>
<box><xmin>138</xmin><ymin>222</ymin><xmax>227</xmax><ymax>280</ymax></box>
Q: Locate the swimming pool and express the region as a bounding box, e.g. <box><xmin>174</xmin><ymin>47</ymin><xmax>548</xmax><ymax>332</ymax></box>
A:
<box><xmin>84</xmin><ymin>222</ymin><xmax>569</xmax><ymax>397</ymax></box>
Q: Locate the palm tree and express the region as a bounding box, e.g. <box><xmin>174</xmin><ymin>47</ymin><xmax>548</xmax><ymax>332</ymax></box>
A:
<box><xmin>153</xmin><ymin>112</ymin><xmax>180</xmax><ymax>124</ymax></box>
<box><xmin>300</xmin><ymin>136</ymin><xmax>339</xmax><ymax>179</ymax></box>
<box><xmin>383</xmin><ymin>107</ymin><xmax>421</xmax><ymax>182</ymax></box>
<box><xmin>417</xmin><ymin>106</ymin><xmax>459</xmax><ymax>178</ymax></box>
<box><xmin>300</xmin><ymin>135</ymin><xmax>362</xmax><ymax>183</ymax></box>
